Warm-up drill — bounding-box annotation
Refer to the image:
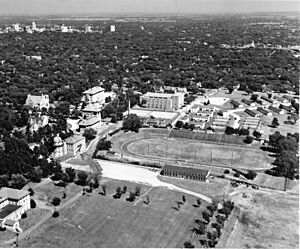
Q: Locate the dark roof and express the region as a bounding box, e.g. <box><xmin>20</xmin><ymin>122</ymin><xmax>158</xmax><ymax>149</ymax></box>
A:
<box><xmin>261</xmin><ymin>96</ymin><xmax>273</xmax><ymax>103</ymax></box>
<box><xmin>230</xmin><ymin>100</ymin><xmax>242</xmax><ymax>107</ymax></box>
<box><xmin>162</xmin><ymin>164</ymin><xmax>209</xmax><ymax>176</ymax></box>
<box><xmin>245</xmin><ymin>109</ymin><xmax>259</xmax><ymax>117</ymax></box>
<box><xmin>0</xmin><ymin>204</ymin><xmax>22</xmax><ymax>219</ymax></box>
<box><xmin>257</xmin><ymin>107</ymin><xmax>270</xmax><ymax>114</ymax></box>
<box><xmin>268</xmin><ymin>106</ymin><xmax>281</xmax><ymax>113</ymax></box>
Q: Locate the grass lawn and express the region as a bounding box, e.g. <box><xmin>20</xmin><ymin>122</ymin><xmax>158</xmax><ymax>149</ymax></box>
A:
<box><xmin>33</xmin><ymin>181</ymin><xmax>83</xmax><ymax>206</ymax></box>
<box><xmin>20</xmin><ymin>180</ymin><xmax>211</xmax><ymax>248</ymax></box>
<box><xmin>0</xmin><ymin>228</ymin><xmax>15</xmax><ymax>243</ymax></box>
<box><xmin>19</xmin><ymin>208</ymin><xmax>51</xmax><ymax>231</ymax></box>
<box><xmin>158</xmin><ymin>175</ymin><xmax>232</xmax><ymax>200</ymax></box>
<box><xmin>126</xmin><ymin>137</ymin><xmax>273</xmax><ymax>170</ymax></box>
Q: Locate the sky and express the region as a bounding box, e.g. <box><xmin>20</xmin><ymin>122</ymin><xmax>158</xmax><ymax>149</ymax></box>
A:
<box><xmin>0</xmin><ymin>0</ymin><xmax>299</xmax><ymax>15</ymax></box>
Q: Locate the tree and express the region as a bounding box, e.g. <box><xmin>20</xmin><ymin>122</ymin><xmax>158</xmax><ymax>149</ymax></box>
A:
<box><xmin>83</xmin><ymin>128</ymin><xmax>97</xmax><ymax>141</ymax></box>
<box><xmin>127</xmin><ymin>192</ymin><xmax>135</xmax><ymax>202</ymax></box>
<box><xmin>227</xmin><ymin>86</ymin><xmax>234</xmax><ymax>94</ymax></box>
<box><xmin>28</xmin><ymin>188</ymin><xmax>34</xmax><ymax>196</ymax></box>
<box><xmin>122</xmin><ymin>186</ymin><xmax>127</xmax><ymax>193</ymax></box>
<box><xmin>182</xmin><ymin>195</ymin><xmax>186</xmax><ymax>203</ymax></box>
<box><xmin>271</xmin><ymin>117</ymin><xmax>279</xmax><ymax>128</ymax></box>
<box><xmin>253</xmin><ymin>130</ymin><xmax>262</xmax><ymax>140</ymax></box>
<box><xmin>175</xmin><ymin>120</ymin><xmax>184</xmax><ymax>129</ymax></box>
<box><xmin>52</xmin><ymin>197</ymin><xmax>61</xmax><ymax>211</ymax></box>
<box><xmin>65</xmin><ymin>167</ymin><xmax>76</xmax><ymax>182</ymax></box>
<box><xmin>30</xmin><ymin>199</ymin><xmax>36</xmax><ymax>208</ymax></box>
<box><xmin>202</xmin><ymin>210</ymin><xmax>211</xmax><ymax>223</ymax></box>
<box><xmin>111</xmin><ymin>115</ymin><xmax>118</xmax><ymax>123</ymax></box>
<box><xmin>101</xmin><ymin>184</ymin><xmax>107</xmax><ymax>195</ymax></box>
<box><xmin>183</xmin><ymin>241</ymin><xmax>195</xmax><ymax>248</ymax></box>
<box><xmin>122</xmin><ymin>114</ymin><xmax>142</xmax><ymax>132</ymax></box>
<box><xmin>96</xmin><ymin>138</ymin><xmax>112</xmax><ymax>151</ymax></box>
<box><xmin>250</xmin><ymin>94</ymin><xmax>258</xmax><ymax>102</ymax></box>
<box><xmin>10</xmin><ymin>174</ymin><xmax>27</xmax><ymax>189</ymax></box>
<box><xmin>114</xmin><ymin>186</ymin><xmax>122</xmax><ymax>199</ymax></box>
<box><xmin>244</xmin><ymin>135</ymin><xmax>253</xmax><ymax>144</ymax></box>
<box><xmin>196</xmin><ymin>198</ymin><xmax>201</xmax><ymax>207</ymax></box>
<box><xmin>135</xmin><ymin>186</ymin><xmax>141</xmax><ymax>196</ymax></box>
<box><xmin>246</xmin><ymin>170</ymin><xmax>257</xmax><ymax>180</ymax></box>
<box><xmin>239</xmin><ymin>128</ymin><xmax>249</xmax><ymax>136</ymax></box>
<box><xmin>77</xmin><ymin>171</ymin><xmax>88</xmax><ymax>186</ymax></box>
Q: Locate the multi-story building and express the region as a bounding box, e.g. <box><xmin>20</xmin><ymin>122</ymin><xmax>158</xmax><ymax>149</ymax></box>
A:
<box><xmin>64</xmin><ymin>135</ymin><xmax>86</xmax><ymax>156</ymax></box>
<box><xmin>0</xmin><ymin>188</ymin><xmax>30</xmax><ymax>231</ymax></box>
<box><xmin>82</xmin><ymin>86</ymin><xmax>106</xmax><ymax>105</ymax></box>
<box><xmin>142</xmin><ymin>92</ymin><xmax>184</xmax><ymax>111</ymax></box>
<box><xmin>25</xmin><ymin>94</ymin><xmax>50</xmax><ymax>110</ymax></box>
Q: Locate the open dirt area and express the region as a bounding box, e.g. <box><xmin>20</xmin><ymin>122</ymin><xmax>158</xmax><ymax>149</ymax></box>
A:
<box><xmin>224</xmin><ymin>185</ymin><xmax>299</xmax><ymax>248</ymax></box>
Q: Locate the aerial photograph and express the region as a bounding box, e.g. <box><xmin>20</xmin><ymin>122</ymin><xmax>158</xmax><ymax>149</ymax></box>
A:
<box><xmin>0</xmin><ymin>0</ymin><xmax>299</xmax><ymax>248</ymax></box>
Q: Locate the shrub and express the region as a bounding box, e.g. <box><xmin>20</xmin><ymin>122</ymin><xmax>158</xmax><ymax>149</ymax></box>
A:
<box><xmin>52</xmin><ymin>211</ymin><xmax>59</xmax><ymax>218</ymax></box>
<box><xmin>234</xmin><ymin>172</ymin><xmax>240</xmax><ymax>178</ymax></box>
<box><xmin>224</xmin><ymin>169</ymin><xmax>230</xmax><ymax>174</ymax></box>
<box><xmin>30</xmin><ymin>199</ymin><xmax>36</xmax><ymax>209</ymax></box>
<box><xmin>246</xmin><ymin>170</ymin><xmax>257</xmax><ymax>180</ymax></box>
<box><xmin>183</xmin><ymin>241</ymin><xmax>195</xmax><ymax>248</ymax></box>
<box><xmin>135</xmin><ymin>186</ymin><xmax>141</xmax><ymax>196</ymax></box>
<box><xmin>21</xmin><ymin>212</ymin><xmax>27</xmax><ymax>219</ymax></box>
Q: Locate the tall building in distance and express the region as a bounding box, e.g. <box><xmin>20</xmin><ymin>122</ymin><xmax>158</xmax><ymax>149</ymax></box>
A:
<box><xmin>32</xmin><ymin>21</ymin><xmax>36</xmax><ymax>31</ymax></box>
<box><xmin>141</xmin><ymin>92</ymin><xmax>184</xmax><ymax>111</ymax></box>
<box><xmin>85</xmin><ymin>25</ymin><xmax>92</xmax><ymax>33</ymax></box>
<box><xmin>12</xmin><ymin>23</ymin><xmax>20</xmax><ymax>32</ymax></box>
<box><xmin>110</xmin><ymin>25</ymin><xmax>115</xmax><ymax>32</ymax></box>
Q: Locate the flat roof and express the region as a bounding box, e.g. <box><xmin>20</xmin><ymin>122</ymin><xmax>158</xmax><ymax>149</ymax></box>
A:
<box><xmin>0</xmin><ymin>204</ymin><xmax>22</xmax><ymax>219</ymax></box>
<box><xmin>82</xmin><ymin>104</ymin><xmax>102</xmax><ymax>112</ymax></box>
<box><xmin>144</xmin><ymin>92</ymin><xmax>183</xmax><ymax>98</ymax></box>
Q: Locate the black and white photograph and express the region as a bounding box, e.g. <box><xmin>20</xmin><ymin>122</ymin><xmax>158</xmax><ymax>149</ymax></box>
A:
<box><xmin>0</xmin><ymin>0</ymin><xmax>299</xmax><ymax>248</ymax></box>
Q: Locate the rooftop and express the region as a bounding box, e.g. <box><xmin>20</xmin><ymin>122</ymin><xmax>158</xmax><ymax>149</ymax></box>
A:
<box><xmin>83</xmin><ymin>86</ymin><xmax>105</xmax><ymax>95</ymax></box>
<box><xmin>79</xmin><ymin>116</ymin><xmax>101</xmax><ymax>127</ymax></box>
<box><xmin>0</xmin><ymin>204</ymin><xmax>22</xmax><ymax>219</ymax></box>
<box><xmin>162</xmin><ymin>165</ymin><xmax>209</xmax><ymax>176</ymax></box>
<box><xmin>64</xmin><ymin>135</ymin><xmax>85</xmax><ymax>144</ymax></box>
<box><xmin>144</xmin><ymin>92</ymin><xmax>183</xmax><ymax>98</ymax></box>
<box><xmin>0</xmin><ymin>187</ymin><xmax>29</xmax><ymax>201</ymax></box>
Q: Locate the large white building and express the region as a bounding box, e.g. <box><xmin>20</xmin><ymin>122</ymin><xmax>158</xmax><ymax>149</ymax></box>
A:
<box><xmin>25</xmin><ymin>94</ymin><xmax>50</xmax><ymax>110</ymax></box>
<box><xmin>82</xmin><ymin>86</ymin><xmax>106</xmax><ymax>105</ymax></box>
<box><xmin>0</xmin><ymin>188</ymin><xmax>30</xmax><ymax>232</ymax></box>
<box><xmin>142</xmin><ymin>92</ymin><xmax>184</xmax><ymax>111</ymax></box>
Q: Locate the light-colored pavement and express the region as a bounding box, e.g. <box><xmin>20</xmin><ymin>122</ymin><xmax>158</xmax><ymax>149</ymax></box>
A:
<box><xmin>97</xmin><ymin>159</ymin><xmax>212</xmax><ymax>203</ymax></box>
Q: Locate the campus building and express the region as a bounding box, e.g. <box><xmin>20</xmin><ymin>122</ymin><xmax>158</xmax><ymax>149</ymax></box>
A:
<box><xmin>25</xmin><ymin>94</ymin><xmax>50</xmax><ymax>110</ymax></box>
<box><xmin>82</xmin><ymin>86</ymin><xmax>106</xmax><ymax>105</ymax></box>
<box><xmin>142</xmin><ymin>92</ymin><xmax>184</xmax><ymax>111</ymax></box>
<box><xmin>161</xmin><ymin>165</ymin><xmax>210</xmax><ymax>182</ymax></box>
<box><xmin>0</xmin><ymin>188</ymin><xmax>30</xmax><ymax>231</ymax></box>
<box><xmin>52</xmin><ymin>134</ymin><xmax>86</xmax><ymax>158</ymax></box>
<box><xmin>64</xmin><ymin>135</ymin><xmax>86</xmax><ymax>156</ymax></box>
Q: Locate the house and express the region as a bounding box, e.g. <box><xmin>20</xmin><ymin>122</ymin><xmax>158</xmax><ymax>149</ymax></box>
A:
<box><xmin>25</xmin><ymin>94</ymin><xmax>50</xmax><ymax>110</ymax></box>
<box><xmin>64</xmin><ymin>135</ymin><xmax>86</xmax><ymax>156</ymax></box>
<box><xmin>161</xmin><ymin>165</ymin><xmax>210</xmax><ymax>181</ymax></box>
<box><xmin>0</xmin><ymin>188</ymin><xmax>30</xmax><ymax>231</ymax></box>
<box><xmin>82</xmin><ymin>86</ymin><xmax>106</xmax><ymax>105</ymax></box>
<box><xmin>257</xmin><ymin>107</ymin><xmax>272</xmax><ymax>116</ymax></box>
<box><xmin>245</xmin><ymin>109</ymin><xmax>260</xmax><ymax>118</ymax></box>
<box><xmin>28</xmin><ymin>114</ymin><xmax>49</xmax><ymax>132</ymax></box>
<box><xmin>268</xmin><ymin>106</ymin><xmax>285</xmax><ymax>114</ymax></box>
<box><xmin>230</xmin><ymin>100</ymin><xmax>243</xmax><ymax>108</ymax></box>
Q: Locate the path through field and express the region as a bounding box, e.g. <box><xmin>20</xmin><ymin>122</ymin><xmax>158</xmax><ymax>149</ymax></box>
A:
<box><xmin>97</xmin><ymin>159</ymin><xmax>212</xmax><ymax>203</ymax></box>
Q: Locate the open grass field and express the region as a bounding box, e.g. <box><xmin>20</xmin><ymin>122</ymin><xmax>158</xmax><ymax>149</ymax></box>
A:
<box><xmin>20</xmin><ymin>179</ymin><xmax>211</xmax><ymax>248</ymax></box>
<box><xmin>125</xmin><ymin>137</ymin><xmax>273</xmax><ymax>170</ymax></box>
<box><xmin>33</xmin><ymin>181</ymin><xmax>83</xmax><ymax>206</ymax></box>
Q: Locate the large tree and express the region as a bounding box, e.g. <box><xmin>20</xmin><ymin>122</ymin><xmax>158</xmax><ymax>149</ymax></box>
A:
<box><xmin>122</xmin><ymin>114</ymin><xmax>142</xmax><ymax>132</ymax></box>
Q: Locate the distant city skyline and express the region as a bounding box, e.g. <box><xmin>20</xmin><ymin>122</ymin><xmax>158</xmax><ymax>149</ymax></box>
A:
<box><xmin>0</xmin><ymin>0</ymin><xmax>299</xmax><ymax>15</ymax></box>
